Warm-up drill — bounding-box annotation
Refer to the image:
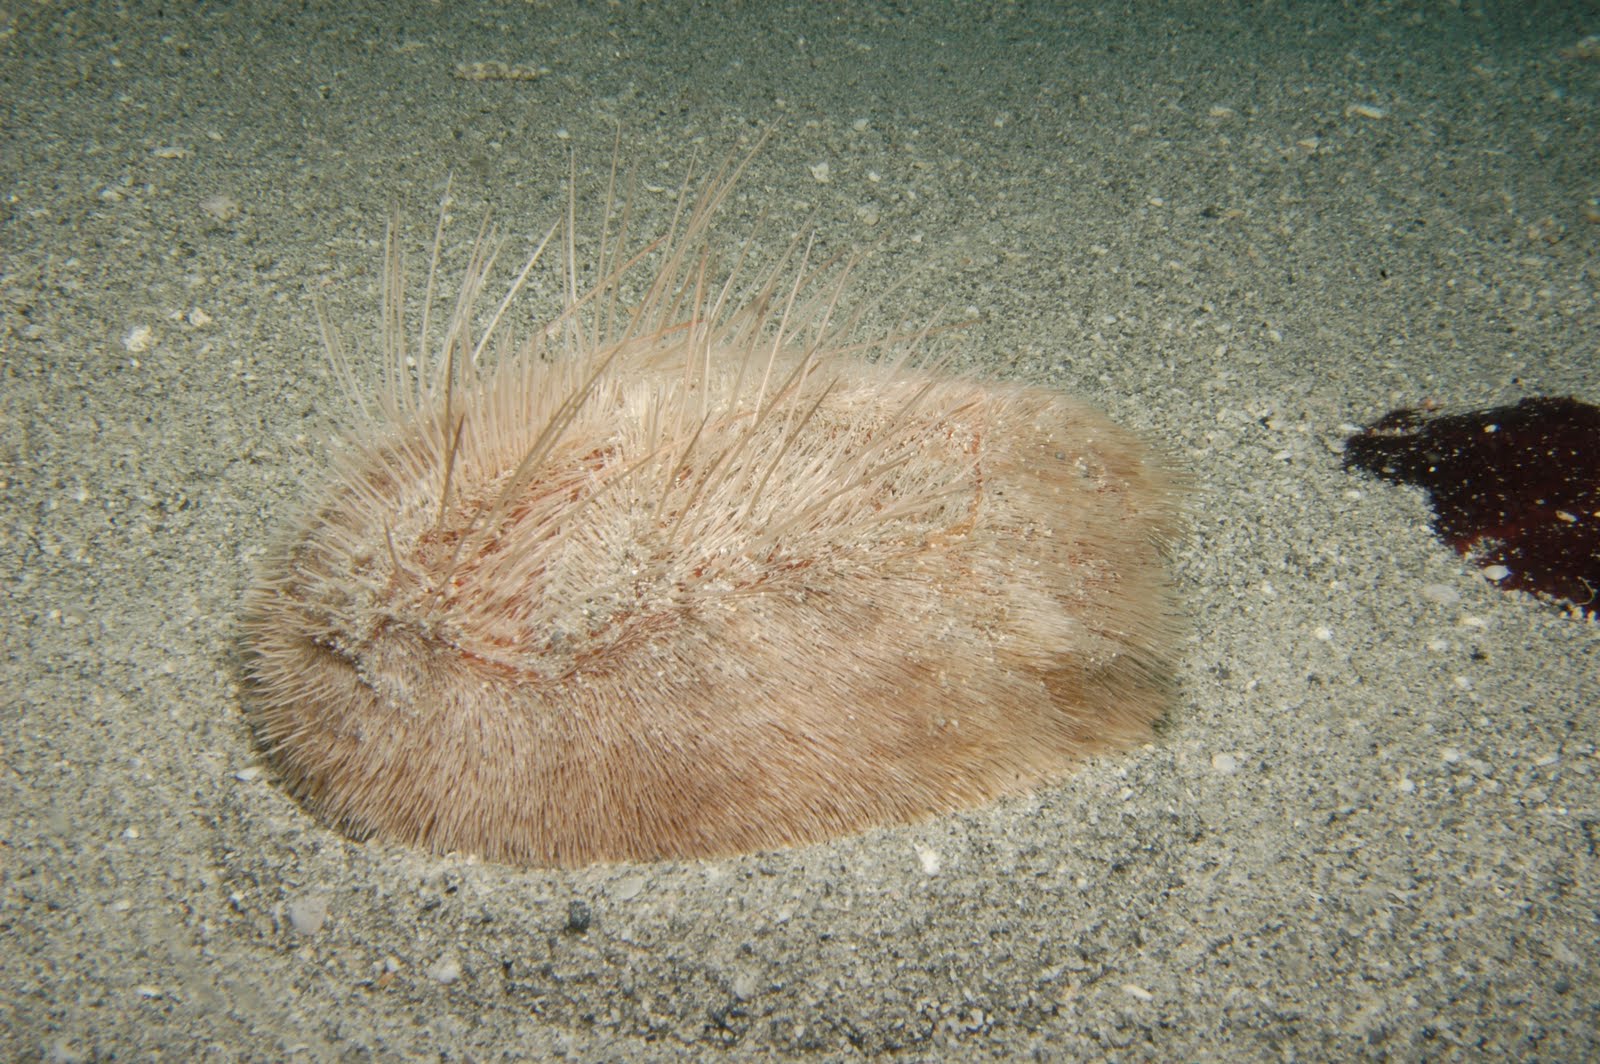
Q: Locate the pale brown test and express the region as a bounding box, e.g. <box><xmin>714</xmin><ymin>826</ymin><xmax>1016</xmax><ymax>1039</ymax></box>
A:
<box><xmin>240</xmin><ymin>151</ymin><xmax>1186</xmax><ymax>866</ymax></box>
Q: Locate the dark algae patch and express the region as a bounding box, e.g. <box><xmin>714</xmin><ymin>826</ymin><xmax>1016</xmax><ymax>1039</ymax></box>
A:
<box><xmin>1345</xmin><ymin>397</ymin><xmax>1600</xmax><ymax>616</ymax></box>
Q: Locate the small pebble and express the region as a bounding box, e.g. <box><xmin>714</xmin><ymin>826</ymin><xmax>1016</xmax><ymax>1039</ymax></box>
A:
<box><xmin>1420</xmin><ymin>582</ymin><xmax>1459</xmax><ymax>605</ymax></box>
<box><xmin>610</xmin><ymin>874</ymin><xmax>644</xmax><ymax>900</ymax></box>
<box><xmin>122</xmin><ymin>325</ymin><xmax>154</xmax><ymax>353</ymax></box>
<box><xmin>200</xmin><ymin>193</ymin><xmax>240</xmax><ymax>222</ymax></box>
<box><xmin>287</xmin><ymin>894</ymin><xmax>328</xmax><ymax>935</ymax></box>
<box><xmin>426</xmin><ymin>954</ymin><xmax>462</xmax><ymax>985</ymax></box>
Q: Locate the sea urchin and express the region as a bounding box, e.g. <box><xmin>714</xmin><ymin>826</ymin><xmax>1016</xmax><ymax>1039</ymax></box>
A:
<box><xmin>241</xmin><ymin>148</ymin><xmax>1186</xmax><ymax>867</ymax></box>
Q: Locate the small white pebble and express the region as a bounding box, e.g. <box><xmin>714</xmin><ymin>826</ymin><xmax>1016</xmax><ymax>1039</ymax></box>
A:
<box><xmin>852</xmin><ymin>117</ymin><xmax>869</xmax><ymax>132</ymax></box>
<box><xmin>199</xmin><ymin>193</ymin><xmax>240</xmax><ymax>222</ymax></box>
<box><xmin>1420</xmin><ymin>583</ymin><xmax>1459</xmax><ymax>605</ymax></box>
<box><xmin>808</xmin><ymin>160</ymin><xmax>831</xmax><ymax>183</ymax></box>
<box><xmin>234</xmin><ymin>765</ymin><xmax>262</xmax><ymax>782</ymax></box>
<box><xmin>1482</xmin><ymin>565</ymin><xmax>1511</xmax><ymax>581</ymax></box>
<box><xmin>1122</xmin><ymin>983</ymin><xmax>1153</xmax><ymax>1001</ymax></box>
<box><xmin>611</xmin><ymin>873</ymin><xmax>645</xmax><ymax>900</ymax></box>
<box><xmin>122</xmin><ymin>325</ymin><xmax>155</xmax><ymax>353</ymax></box>
<box><xmin>287</xmin><ymin>894</ymin><xmax>329</xmax><ymax>936</ymax></box>
<box><xmin>1397</xmin><ymin>776</ymin><xmax>1415</xmax><ymax>794</ymax></box>
<box><xmin>1211</xmin><ymin>752</ymin><xmax>1239</xmax><ymax>774</ymax></box>
<box><xmin>1313</xmin><ymin>625</ymin><xmax>1333</xmax><ymax>642</ymax></box>
<box><xmin>915</xmin><ymin>844</ymin><xmax>942</xmax><ymax>875</ymax></box>
<box><xmin>426</xmin><ymin>954</ymin><xmax>462</xmax><ymax>985</ymax></box>
<box><xmin>1442</xmin><ymin>748</ymin><xmax>1462</xmax><ymax>764</ymax></box>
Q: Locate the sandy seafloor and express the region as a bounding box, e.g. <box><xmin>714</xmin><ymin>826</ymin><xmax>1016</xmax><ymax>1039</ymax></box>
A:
<box><xmin>3</xmin><ymin>1</ymin><xmax>1599</xmax><ymax>1060</ymax></box>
